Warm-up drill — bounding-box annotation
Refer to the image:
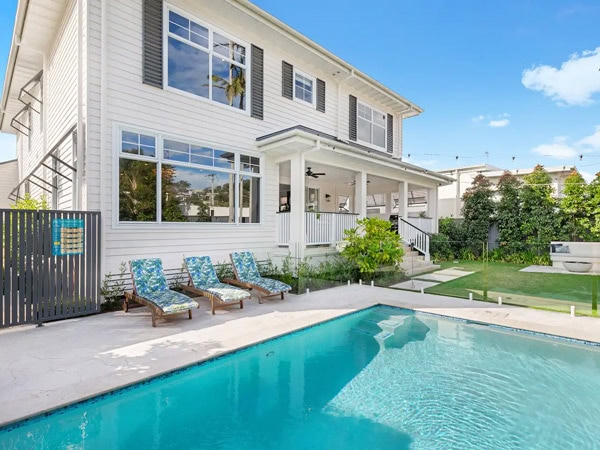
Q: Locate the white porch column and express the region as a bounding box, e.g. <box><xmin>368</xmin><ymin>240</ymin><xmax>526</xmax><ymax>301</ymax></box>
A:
<box><xmin>427</xmin><ymin>187</ymin><xmax>439</xmax><ymax>233</ymax></box>
<box><xmin>384</xmin><ymin>192</ymin><xmax>393</xmax><ymax>218</ymax></box>
<box><xmin>354</xmin><ymin>171</ymin><xmax>368</xmax><ymax>218</ymax></box>
<box><xmin>289</xmin><ymin>153</ymin><xmax>306</xmax><ymax>260</ymax></box>
<box><xmin>398</xmin><ymin>181</ymin><xmax>408</xmax><ymax>219</ymax></box>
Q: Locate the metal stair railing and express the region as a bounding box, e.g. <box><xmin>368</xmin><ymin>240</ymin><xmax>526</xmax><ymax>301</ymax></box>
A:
<box><xmin>399</xmin><ymin>218</ymin><xmax>431</xmax><ymax>261</ymax></box>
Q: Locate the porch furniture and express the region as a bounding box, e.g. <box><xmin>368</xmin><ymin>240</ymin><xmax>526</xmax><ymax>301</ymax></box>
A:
<box><xmin>125</xmin><ymin>258</ymin><xmax>198</xmax><ymax>327</ymax></box>
<box><xmin>550</xmin><ymin>242</ymin><xmax>600</xmax><ymax>274</ymax></box>
<box><xmin>181</xmin><ymin>256</ymin><xmax>249</xmax><ymax>314</ymax></box>
<box><xmin>226</xmin><ymin>251</ymin><xmax>292</xmax><ymax>303</ymax></box>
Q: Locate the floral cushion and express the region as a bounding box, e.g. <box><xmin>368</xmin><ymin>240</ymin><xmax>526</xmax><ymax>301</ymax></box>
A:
<box><xmin>203</xmin><ymin>283</ymin><xmax>250</xmax><ymax>303</ymax></box>
<box><xmin>131</xmin><ymin>258</ymin><xmax>197</xmax><ymax>313</ymax></box>
<box><xmin>230</xmin><ymin>251</ymin><xmax>261</xmax><ymax>281</ymax></box>
<box><xmin>130</xmin><ymin>258</ymin><xmax>169</xmax><ymax>297</ymax></box>
<box><xmin>185</xmin><ymin>256</ymin><xmax>220</xmax><ymax>288</ymax></box>
<box><xmin>230</xmin><ymin>251</ymin><xmax>291</xmax><ymax>294</ymax></box>
<box><xmin>143</xmin><ymin>289</ymin><xmax>198</xmax><ymax>314</ymax></box>
<box><xmin>245</xmin><ymin>277</ymin><xmax>291</xmax><ymax>294</ymax></box>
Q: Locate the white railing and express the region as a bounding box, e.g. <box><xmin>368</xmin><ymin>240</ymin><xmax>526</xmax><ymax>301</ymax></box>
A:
<box><xmin>277</xmin><ymin>212</ymin><xmax>290</xmax><ymax>245</ymax></box>
<box><xmin>399</xmin><ymin>218</ymin><xmax>430</xmax><ymax>261</ymax></box>
<box><xmin>277</xmin><ymin>212</ymin><xmax>359</xmax><ymax>246</ymax></box>
<box><xmin>404</xmin><ymin>217</ymin><xmax>434</xmax><ymax>234</ymax></box>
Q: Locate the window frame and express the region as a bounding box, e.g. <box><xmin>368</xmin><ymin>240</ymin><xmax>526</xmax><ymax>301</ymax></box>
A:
<box><xmin>162</xmin><ymin>4</ymin><xmax>251</xmax><ymax>115</ymax></box>
<box><xmin>356</xmin><ymin>100</ymin><xmax>387</xmax><ymax>151</ymax></box>
<box><xmin>114</xmin><ymin>124</ymin><xmax>262</xmax><ymax>227</ymax></box>
<box><xmin>293</xmin><ymin>68</ymin><xmax>316</xmax><ymax>107</ymax></box>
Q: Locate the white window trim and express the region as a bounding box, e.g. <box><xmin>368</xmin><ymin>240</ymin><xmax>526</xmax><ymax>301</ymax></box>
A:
<box><xmin>113</xmin><ymin>123</ymin><xmax>263</xmax><ymax>228</ymax></box>
<box><xmin>293</xmin><ymin>68</ymin><xmax>316</xmax><ymax>107</ymax></box>
<box><xmin>163</xmin><ymin>3</ymin><xmax>251</xmax><ymax>116</ymax></box>
<box><xmin>356</xmin><ymin>100</ymin><xmax>387</xmax><ymax>151</ymax></box>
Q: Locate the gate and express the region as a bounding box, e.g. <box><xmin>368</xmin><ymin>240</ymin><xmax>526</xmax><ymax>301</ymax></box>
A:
<box><xmin>0</xmin><ymin>209</ymin><xmax>101</xmax><ymax>328</ymax></box>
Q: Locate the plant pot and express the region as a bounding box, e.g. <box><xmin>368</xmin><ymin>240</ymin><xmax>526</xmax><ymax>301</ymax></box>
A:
<box><xmin>563</xmin><ymin>261</ymin><xmax>593</xmax><ymax>273</ymax></box>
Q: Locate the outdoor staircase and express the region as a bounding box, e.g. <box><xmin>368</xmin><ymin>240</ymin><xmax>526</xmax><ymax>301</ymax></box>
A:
<box><xmin>400</xmin><ymin>245</ymin><xmax>440</xmax><ymax>277</ymax></box>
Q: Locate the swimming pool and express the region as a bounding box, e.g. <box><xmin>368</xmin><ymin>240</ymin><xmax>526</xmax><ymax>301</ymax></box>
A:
<box><xmin>2</xmin><ymin>305</ymin><xmax>600</xmax><ymax>449</ymax></box>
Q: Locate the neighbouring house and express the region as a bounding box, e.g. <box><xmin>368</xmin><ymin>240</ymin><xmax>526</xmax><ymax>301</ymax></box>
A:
<box><xmin>437</xmin><ymin>164</ymin><xmax>577</xmax><ymax>219</ymax></box>
<box><xmin>0</xmin><ymin>0</ymin><xmax>452</xmax><ymax>277</ymax></box>
<box><xmin>0</xmin><ymin>159</ymin><xmax>18</xmax><ymax>208</ymax></box>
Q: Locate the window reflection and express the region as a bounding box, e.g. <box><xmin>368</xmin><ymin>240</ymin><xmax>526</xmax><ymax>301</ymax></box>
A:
<box><xmin>168</xmin><ymin>37</ymin><xmax>209</xmax><ymax>98</ymax></box>
<box><xmin>240</xmin><ymin>175</ymin><xmax>260</xmax><ymax>223</ymax></box>
<box><xmin>162</xmin><ymin>165</ymin><xmax>235</xmax><ymax>223</ymax></box>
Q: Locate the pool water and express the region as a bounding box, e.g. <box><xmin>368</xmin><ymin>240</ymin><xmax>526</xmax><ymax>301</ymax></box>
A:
<box><xmin>2</xmin><ymin>306</ymin><xmax>600</xmax><ymax>449</ymax></box>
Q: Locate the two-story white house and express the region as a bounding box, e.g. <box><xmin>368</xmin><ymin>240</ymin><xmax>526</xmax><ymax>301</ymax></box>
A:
<box><xmin>1</xmin><ymin>0</ymin><xmax>452</xmax><ymax>275</ymax></box>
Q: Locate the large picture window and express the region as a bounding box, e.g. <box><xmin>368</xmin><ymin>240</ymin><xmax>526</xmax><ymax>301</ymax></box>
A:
<box><xmin>357</xmin><ymin>101</ymin><xmax>386</xmax><ymax>149</ymax></box>
<box><xmin>118</xmin><ymin>129</ymin><xmax>261</xmax><ymax>224</ymax></box>
<box><xmin>166</xmin><ymin>9</ymin><xmax>247</xmax><ymax>110</ymax></box>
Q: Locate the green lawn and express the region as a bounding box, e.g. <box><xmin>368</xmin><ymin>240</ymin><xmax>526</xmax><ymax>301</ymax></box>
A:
<box><xmin>424</xmin><ymin>261</ymin><xmax>599</xmax><ymax>314</ymax></box>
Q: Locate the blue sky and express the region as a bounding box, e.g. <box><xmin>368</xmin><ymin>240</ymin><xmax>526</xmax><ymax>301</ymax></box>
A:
<box><xmin>1</xmin><ymin>0</ymin><xmax>599</xmax><ymax>179</ymax></box>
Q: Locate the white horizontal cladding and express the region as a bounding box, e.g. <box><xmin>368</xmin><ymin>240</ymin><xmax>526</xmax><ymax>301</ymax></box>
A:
<box><xmin>404</xmin><ymin>217</ymin><xmax>433</xmax><ymax>234</ymax></box>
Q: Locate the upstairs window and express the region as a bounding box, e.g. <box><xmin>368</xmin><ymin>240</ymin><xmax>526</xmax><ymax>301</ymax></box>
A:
<box><xmin>357</xmin><ymin>101</ymin><xmax>386</xmax><ymax>149</ymax></box>
<box><xmin>294</xmin><ymin>70</ymin><xmax>314</xmax><ymax>105</ymax></box>
<box><xmin>166</xmin><ymin>10</ymin><xmax>247</xmax><ymax>110</ymax></box>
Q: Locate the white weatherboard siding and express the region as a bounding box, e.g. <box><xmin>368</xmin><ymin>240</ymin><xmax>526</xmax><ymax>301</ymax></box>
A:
<box><xmin>94</xmin><ymin>0</ymin><xmax>368</xmax><ymax>272</ymax></box>
<box><xmin>0</xmin><ymin>160</ymin><xmax>18</xmax><ymax>208</ymax></box>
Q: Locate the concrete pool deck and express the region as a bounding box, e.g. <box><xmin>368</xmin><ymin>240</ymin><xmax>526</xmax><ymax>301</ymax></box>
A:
<box><xmin>1</xmin><ymin>285</ymin><xmax>600</xmax><ymax>427</ymax></box>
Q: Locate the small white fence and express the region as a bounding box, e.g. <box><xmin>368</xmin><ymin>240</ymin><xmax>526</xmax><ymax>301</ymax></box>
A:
<box><xmin>277</xmin><ymin>212</ymin><xmax>359</xmax><ymax>246</ymax></box>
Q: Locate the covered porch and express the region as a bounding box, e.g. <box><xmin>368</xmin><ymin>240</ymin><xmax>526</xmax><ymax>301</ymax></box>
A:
<box><xmin>259</xmin><ymin>127</ymin><xmax>451</xmax><ymax>260</ymax></box>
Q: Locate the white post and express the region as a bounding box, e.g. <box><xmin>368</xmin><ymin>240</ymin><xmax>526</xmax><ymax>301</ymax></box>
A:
<box><xmin>420</xmin><ymin>287</ymin><xmax>424</xmax><ymax>294</ymax></box>
<box><xmin>370</xmin><ymin>280</ymin><xmax>374</xmax><ymax>287</ymax></box>
<box><xmin>359</xmin><ymin>279</ymin><xmax>362</xmax><ymax>286</ymax></box>
<box><xmin>355</xmin><ymin>171</ymin><xmax>368</xmax><ymax>219</ymax></box>
<box><xmin>455</xmin><ymin>170</ymin><xmax>462</xmax><ymax>218</ymax></box>
<box><xmin>289</xmin><ymin>153</ymin><xmax>306</xmax><ymax>261</ymax></box>
<box><xmin>498</xmin><ymin>296</ymin><xmax>502</xmax><ymax>305</ymax></box>
<box><xmin>398</xmin><ymin>181</ymin><xmax>408</xmax><ymax>222</ymax></box>
<box><xmin>427</xmin><ymin>187</ymin><xmax>439</xmax><ymax>233</ymax></box>
<box><xmin>469</xmin><ymin>292</ymin><xmax>473</xmax><ymax>301</ymax></box>
<box><xmin>571</xmin><ymin>305</ymin><xmax>575</xmax><ymax>317</ymax></box>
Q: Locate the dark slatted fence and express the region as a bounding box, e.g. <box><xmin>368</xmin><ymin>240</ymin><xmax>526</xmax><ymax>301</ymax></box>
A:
<box><xmin>0</xmin><ymin>209</ymin><xmax>101</xmax><ymax>328</ymax></box>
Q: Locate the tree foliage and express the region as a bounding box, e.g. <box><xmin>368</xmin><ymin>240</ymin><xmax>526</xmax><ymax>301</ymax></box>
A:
<box><xmin>341</xmin><ymin>217</ymin><xmax>404</xmax><ymax>276</ymax></box>
<box><xmin>10</xmin><ymin>193</ymin><xmax>48</xmax><ymax>210</ymax></box>
<box><xmin>587</xmin><ymin>172</ymin><xmax>600</xmax><ymax>240</ymax></box>
<box><xmin>520</xmin><ymin>165</ymin><xmax>561</xmax><ymax>253</ymax></box>
<box><xmin>560</xmin><ymin>170</ymin><xmax>588</xmax><ymax>240</ymax></box>
<box><xmin>496</xmin><ymin>171</ymin><xmax>524</xmax><ymax>253</ymax></box>
<box><xmin>461</xmin><ymin>174</ymin><xmax>495</xmax><ymax>255</ymax></box>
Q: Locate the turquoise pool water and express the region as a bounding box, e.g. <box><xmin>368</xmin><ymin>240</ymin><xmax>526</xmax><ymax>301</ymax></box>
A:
<box><xmin>2</xmin><ymin>306</ymin><xmax>600</xmax><ymax>449</ymax></box>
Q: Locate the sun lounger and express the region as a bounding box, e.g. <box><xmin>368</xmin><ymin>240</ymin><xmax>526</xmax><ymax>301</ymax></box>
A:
<box><xmin>180</xmin><ymin>256</ymin><xmax>250</xmax><ymax>315</ymax></box>
<box><xmin>125</xmin><ymin>258</ymin><xmax>198</xmax><ymax>327</ymax></box>
<box><xmin>226</xmin><ymin>251</ymin><xmax>291</xmax><ymax>303</ymax></box>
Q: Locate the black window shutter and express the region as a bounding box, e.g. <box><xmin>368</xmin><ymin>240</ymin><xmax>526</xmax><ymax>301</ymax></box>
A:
<box><xmin>282</xmin><ymin>61</ymin><xmax>293</xmax><ymax>99</ymax></box>
<box><xmin>143</xmin><ymin>0</ymin><xmax>163</xmax><ymax>88</ymax></box>
<box><xmin>250</xmin><ymin>45</ymin><xmax>264</xmax><ymax>120</ymax></box>
<box><xmin>387</xmin><ymin>114</ymin><xmax>394</xmax><ymax>153</ymax></box>
<box><xmin>316</xmin><ymin>79</ymin><xmax>326</xmax><ymax>113</ymax></box>
<box><xmin>349</xmin><ymin>95</ymin><xmax>357</xmax><ymax>141</ymax></box>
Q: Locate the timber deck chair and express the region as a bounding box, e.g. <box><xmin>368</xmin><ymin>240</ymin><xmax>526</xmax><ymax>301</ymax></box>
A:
<box><xmin>180</xmin><ymin>256</ymin><xmax>250</xmax><ymax>315</ymax></box>
<box><xmin>226</xmin><ymin>251</ymin><xmax>292</xmax><ymax>303</ymax></box>
<box><xmin>125</xmin><ymin>258</ymin><xmax>198</xmax><ymax>327</ymax></box>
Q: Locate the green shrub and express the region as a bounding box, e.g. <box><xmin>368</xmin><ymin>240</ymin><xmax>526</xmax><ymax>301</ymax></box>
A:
<box><xmin>341</xmin><ymin>217</ymin><xmax>404</xmax><ymax>276</ymax></box>
<box><xmin>430</xmin><ymin>233</ymin><xmax>453</xmax><ymax>261</ymax></box>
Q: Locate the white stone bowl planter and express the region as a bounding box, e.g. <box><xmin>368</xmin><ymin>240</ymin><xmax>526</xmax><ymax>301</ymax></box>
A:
<box><xmin>563</xmin><ymin>261</ymin><xmax>593</xmax><ymax>273</ymax></box>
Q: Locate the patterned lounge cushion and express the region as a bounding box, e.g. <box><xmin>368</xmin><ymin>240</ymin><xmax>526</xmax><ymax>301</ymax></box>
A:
<box><xmin>185</xmin><ymin>256</ymin><xmax>220</xmax><ymax>287</ymax></box>
<box><xmin>230</xmin><ymin>251</ymin><xmax>261</xmax><ymax>281</ymax></box>
<box><xmin>144</xmin><ymin>289</ymin><xmax>198</xmax><ymax>314</ymax></box>
<box><xmin>203</xmin><ymin>283</ymin><xmax>251</xmax><ymax>303</ymax></box>
<box><xmin>130</xmin><ymin>258</ymin><xmax>169</xmax><ymax>297</ymax></box>
<box><xmin>246</xmin><ymin>277</ymin><xmax>291</xmax><ymax>294</ymax></box>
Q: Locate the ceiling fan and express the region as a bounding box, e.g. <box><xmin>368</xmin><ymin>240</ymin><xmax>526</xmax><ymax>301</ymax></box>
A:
<box><xmin>305</xmin><ymin>167</ymin><xmax>326</xmax><ymax>178</ymax></box>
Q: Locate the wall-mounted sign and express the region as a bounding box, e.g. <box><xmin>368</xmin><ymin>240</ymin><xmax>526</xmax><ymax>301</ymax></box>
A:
<box><xmin>52</xmin><ymin>219</ymin><xmax>84</xmax><ymax>256</ymax></box>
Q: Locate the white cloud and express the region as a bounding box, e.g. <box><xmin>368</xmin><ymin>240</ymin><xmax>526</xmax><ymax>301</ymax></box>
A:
<box><xmin>488</xmin><ymin>119</ymin><xmax>510</xmax><ymax>128</ymax></box>
<box><xmin>522</xmin><ymin>47</ymin><xmax>600</xmax><ymax>106</ymax></box>
<box><xmin>531</xmin><ymin>126</ymin><xmax>600</xmax><ymax>161</ymax></box>
<box><xmin>576</xmin><ymin>125</ymin><xmax>600</xmax><ymax>149</ymax></box>
<box><xmin>580</xmin><ymin>171</ymin><xmax>595</xmax><ymax>183</ymax></box>
<box><xmin>472</xmin><ymin>115</ymin><xmax>485</xmax><ymax>122</ymax></box>
<box><xmin>531</xmin><ymin>136</ymin><xmax>578</xmax><ymax>159</ymax></box>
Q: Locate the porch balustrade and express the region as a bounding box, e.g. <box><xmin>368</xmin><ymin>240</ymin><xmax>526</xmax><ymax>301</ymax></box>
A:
<box><xmin>276</xmin><ymin>211</ymin><xmax>359</xmax><ymax>246</ymax></box>
<box><xmin>404</xmin><ymin>217</ymin><xmax>434</xmax><ymax>234</ymax></box>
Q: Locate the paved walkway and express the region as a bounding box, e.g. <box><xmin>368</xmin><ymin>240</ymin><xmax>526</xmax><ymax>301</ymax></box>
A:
<box><xmin>391</xmin><ymin>267</ymin><xmax>474</xmax><ymax>290</ymax></box>
<box><xmin>1</xmin><ymin>285</ymin><xmax>600</xmax><ymax>427</ymax></box>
